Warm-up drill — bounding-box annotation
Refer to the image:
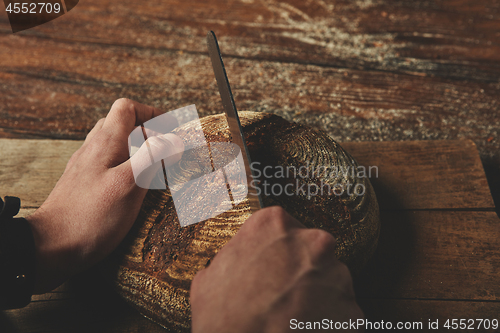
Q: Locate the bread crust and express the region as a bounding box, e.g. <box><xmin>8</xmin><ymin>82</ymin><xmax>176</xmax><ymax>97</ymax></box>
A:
<box><xmin>104</xmin><ymin>112</ymin><xmax>380</xmax><ymax>331</ymax></box>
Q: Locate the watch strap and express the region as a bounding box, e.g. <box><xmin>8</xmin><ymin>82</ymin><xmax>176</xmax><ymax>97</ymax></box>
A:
<box><xmin>0</xmin><ymin>196</ymin><xmax>36</xmax><ymax>309</ymax></box>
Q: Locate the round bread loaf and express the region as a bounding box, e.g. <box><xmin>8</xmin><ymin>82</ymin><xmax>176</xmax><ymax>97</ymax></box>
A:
<box><xmin>104</xmin><ymin>112</ymin><xmax>380</xmax><ymax>332</ymax></box>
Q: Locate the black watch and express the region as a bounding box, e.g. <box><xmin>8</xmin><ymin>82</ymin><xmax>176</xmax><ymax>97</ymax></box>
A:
<box><xmin>0</xmin><ymin>196</ymin><xmax>36</xmax><ymax>309</ymax></box>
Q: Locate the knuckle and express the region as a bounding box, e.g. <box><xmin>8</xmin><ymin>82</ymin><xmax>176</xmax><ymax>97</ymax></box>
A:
<box><xmin>111</xmin><ymin>98</ymin><xmax>136</xmax><ymax>117</ymax></box>
<box><xmin>112</xmin><ymin>97</ymin><xmax>132</xmax><ymax>108</ymax></box>
<box><xmin>246</xmin><ymin>206</ymin><xmax>304</xmax><ymax>239</ymax></box>
<box><xmin>300</xmin><ymin>228</ymin><xmax>338</xmax><ymax>265</ymax></box>
<box><xmin>301</xmin><ymin>264</ymin><xmax>321</xmax><ymax>277</ymax></box>
<box><xmin>267</xmin><ymin>205</ymin><xmax>288</xmax><ymax>218</ymax></box>
<box><xmin>265</xmin><ymin>206</ymin><xmax>290</xmax><ymax>229</ymax></box>
<box><xmin>310</xmin><ymin>229</ymin><xmax>337</xmax><ymax>251</ymax></box>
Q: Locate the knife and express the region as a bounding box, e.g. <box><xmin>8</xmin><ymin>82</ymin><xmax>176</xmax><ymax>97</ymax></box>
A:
<box><xmin>207</xmin><ymin>31</ymin><xmax>263</xmax><ymax>213</ymax></box>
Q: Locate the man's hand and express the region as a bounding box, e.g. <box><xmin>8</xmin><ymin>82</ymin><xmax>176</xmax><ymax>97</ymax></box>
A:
<box><xmin>190</xmin><ymin>206</ymin><xmax>364</xmax><ymax>333</ymax></box>
<box><xmin>26</xmin><ymin>98</ymin><xmax>184</xmax><ymax>293</ymax></box>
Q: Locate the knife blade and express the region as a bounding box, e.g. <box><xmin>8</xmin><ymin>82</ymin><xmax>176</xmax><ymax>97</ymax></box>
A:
<box><xmin>207</xmin><ymin>31</ymin><xmax>263</xmax><ymax>212</ymax></box>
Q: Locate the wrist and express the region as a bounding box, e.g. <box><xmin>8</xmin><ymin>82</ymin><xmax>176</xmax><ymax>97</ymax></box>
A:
<box><xmin>25</xmin><ymin>208</ymin><xmax>74</xmax><ymax>294</ymax></box>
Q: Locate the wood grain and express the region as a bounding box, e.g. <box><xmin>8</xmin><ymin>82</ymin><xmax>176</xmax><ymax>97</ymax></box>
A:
<box><xmin>354</xmin><ymin>211</ymin><xmax>500</xmax><ymax>301</ymax></box>
<box><xmin>357</xmin><ymin>299</ymin><xmax>500</xmax><ymax>332</ymax></box>
<box><xmin>342</xmin><ymin>140</ymin><xmax>495</xmax><ymax>210</ymax></box>
<box><xmin>0</xmin><ymin>0</ymin><xmax>498</xmax><ymax>208</ymax></box>
<box><xmin>1</xmin><ymin>138</ymin><xmax>498</xmax><ymax>332</ymax></box>
<box><xmin>0</xmin><ymin>139</ymin><xmax>82</xmax><ymax>207</ymax></box>
<box><xmin>2</xmin><ymin>0</ymin><xmax>500</xmax><ymax>330</ymax></box>
<box><xmin>2</xmin><ymin>138</ymin><xmax>492</xmax><ymax>211</ymax></box>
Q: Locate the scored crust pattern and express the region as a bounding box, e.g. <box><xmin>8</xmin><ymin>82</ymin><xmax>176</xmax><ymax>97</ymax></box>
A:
<box><xmin>104</xmin><ymin>112</ymin><xmax>380</xmax><ymax>332</ymax></box>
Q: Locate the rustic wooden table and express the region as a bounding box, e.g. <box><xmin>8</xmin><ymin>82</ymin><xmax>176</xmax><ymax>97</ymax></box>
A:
<box><xmin>1</xmin><ymin>0</ymin><xmax>499</xmax><ymax>332</ymax></box>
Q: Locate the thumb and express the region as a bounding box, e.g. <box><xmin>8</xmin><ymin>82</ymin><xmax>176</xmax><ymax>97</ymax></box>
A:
<box><xmin>124</xmin><ymin>133</ymin><xmax>184</xmax><ymax>189</ymax></box>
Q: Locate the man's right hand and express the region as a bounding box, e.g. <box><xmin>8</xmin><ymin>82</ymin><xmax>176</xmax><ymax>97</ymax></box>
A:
<box><xmin>190</xmin><ymin>206</ymin><xmax>364</xmax><ymax>333</ymax></box>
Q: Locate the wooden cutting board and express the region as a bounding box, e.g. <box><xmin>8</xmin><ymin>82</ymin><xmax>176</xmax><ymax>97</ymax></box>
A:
<box><xmin>1</xmin><ymin>138</ymin><xmax>498</xmax><ymax>333</ymax></box>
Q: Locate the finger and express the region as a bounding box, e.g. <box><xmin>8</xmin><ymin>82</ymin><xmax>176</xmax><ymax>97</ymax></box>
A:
<box><xmin>142</xmin><ymin>112</ymin><xmax>179</xmax><ymax>137</ymax></box>
<box><xmin>84</xmin><ymin>118</ymin><xmax>105</xmax><ymax>144</ymax></box>
<box><xmin>296</xmin><ymin>228</ymin><xmax>337</xmax><ymax>266</ymax></box>
<box><xmin>102</xmin><ymin>98</ymin><xmax>178</xmax><ymax>142</ymax></box>
<box><xmin>223</xmin><ymin>206</ymin><xmax>305</xmax><ymax>260</ymax></box>
<box><xmin>243</xmin><ymin>206</ymin><xmax>305</xmax><ymax>236</ymax></box>
<box><xmin>120</xmin><ymin>133</ymin><xmax>185</xmax><ymax>188</ymax></box>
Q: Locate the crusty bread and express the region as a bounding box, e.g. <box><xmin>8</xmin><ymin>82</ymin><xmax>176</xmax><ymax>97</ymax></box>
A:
<box><xmin>104</xmin><ymin>112</ymin><xmax>380</xmax><ymax>331</ymax></box>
